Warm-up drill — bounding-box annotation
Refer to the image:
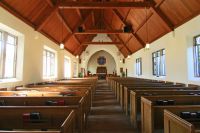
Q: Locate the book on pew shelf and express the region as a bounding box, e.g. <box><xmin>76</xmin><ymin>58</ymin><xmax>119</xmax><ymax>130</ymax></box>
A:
<box><xmin>23</xmin><ymin>112</ymin><xmax>42</xmax><ymax>123</ymax></box>
<box><xmin>155</xmin><ymin>100</ymin><xmax>175</xmax><ymax>106</ymax></box>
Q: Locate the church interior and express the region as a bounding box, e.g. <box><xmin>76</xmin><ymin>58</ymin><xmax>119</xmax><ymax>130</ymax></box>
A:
<box><xmin>0</xmin><ymin>0</ymin><xmax>200</xmax><ymax>132</ymax></box>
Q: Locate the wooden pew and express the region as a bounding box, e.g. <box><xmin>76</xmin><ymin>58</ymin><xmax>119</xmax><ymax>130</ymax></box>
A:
<box><xmin>164</xmin><ymin>109</ymin><xmax>200</xmax><ymax>133</ymax></box>
<box><xmin>124</xmin><ymin>86</ymin><xmax>196</xmax><ymax>116</ymax></box>
<box><xmin>0</xmin><ymin>106</ymin><xmax>75</xmax><ymax>133</ymax></box>
<box><xmin>130</xmin><ymin>89</ymin><xmax>200</xmax><ymax>128</ymax></box>
<box><xmin>141</xmin><ymin>95</ymin><xmax>200</xmax><ymax>133</ymax></box>
<box><xmin>0</xmin><ymin>95</ymin><xmax>85</xmax><ymax>133</ymax></box>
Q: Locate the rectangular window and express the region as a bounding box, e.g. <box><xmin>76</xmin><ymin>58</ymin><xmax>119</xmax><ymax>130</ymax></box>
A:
<box><xmin>73</xmin><ymin>62</ymin><xmax>77</xmax><ymax>77</ymax></box>
<box><xmin>0</xmin><ymin>30</ymin><xmax>17</xmax><ymax>79</ymax></box>
<box><xmin>64</xmin><ymin>57</ymin><xmax>71</xmax><ymax>78</ymax></box>
<box><xmin>136</xmin><ymin>57</ymin><xmax>142</xmax><ymax>76</ymax></box>
<box><xmin>43</xmin><ymin>48</ymin><xmax>56</xmax><ymax>79</ymax></box>
<box><xmin>152</xmin><ymin>49</ymin><xmax>166</xmax><ymax>76</ymax></box>
<box><xmin>194</xmin><ymin>35</ymin><xmax>200</xmax><ymax>77</ymax></box>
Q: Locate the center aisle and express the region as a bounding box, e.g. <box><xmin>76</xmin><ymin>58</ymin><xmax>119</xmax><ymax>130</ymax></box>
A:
<box><xmin>85</xmin><ymin>80</ymin><xmax>135</xmax><ymax>133</ymax></box>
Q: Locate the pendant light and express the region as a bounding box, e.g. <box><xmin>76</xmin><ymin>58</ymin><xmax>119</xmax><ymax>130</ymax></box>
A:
<box><xmin>60</xmin><ymin>15</ymin><xmax>64</xmax><ymax>50</ymax></box>
<box><xmin>145</xmin><ymin>6</ymin><xmax>150</xmax><ymax>50</ymax></box>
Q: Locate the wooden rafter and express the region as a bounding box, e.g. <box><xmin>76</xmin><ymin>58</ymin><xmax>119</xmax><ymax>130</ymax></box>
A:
<box><xmin>134</xmin><ymin>12</ymin><xmax>153</xmax><ymax>33</ymax></box>
<box><xmin>82</xmin><ymin>42</ymin><xmax>122</xmax><ymax>45</ymax></box>
<box><xmin>74</xmin><ymin>29</ymin><xmax>129</xmax><ymax>34</ymax></box>
<box><xmin>62</xmin><ymin>11</ymin><xmax>93</xmax><ymax>44</ymax></box>
<box><xmin>150</xmin><ymin>0</ymin><xmax>174</xmax><ymax>31</ymax></box>
<box><xmin>36</xmin><ymin>3</ymin><xmax>59</xmax><ymax>31</ymax></box>
<box><xmin>76</xmin><ymin>9</ymin><xmax>86</xmax><ymax>29</ymax></box>
<box><xmin>59</xmin><ymin>1</ymin><xmax>153</xmax><ymax>9</ymax></box>
<box><xmin>104</xmin><ymin>19</ymin><xmax>132</xmax><ymax>55</ymax></box>
<box><xmin>112</xmin><ymin>9</ymin><xmax>146</xmax><ymax>47</ymax></box>
<box><xmin>91</xmin><ymin>11</ymin><xmax>95</xmax><ymax>26</ymax></box>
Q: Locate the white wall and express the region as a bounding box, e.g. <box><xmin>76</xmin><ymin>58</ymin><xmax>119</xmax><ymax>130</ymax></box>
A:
<box><xmin>87</xmin><ymin>50</ymin><xmax>116</xmax><ymax>74</ymax></box>
<box><xmin>80</xmin><ymin>34</ymin><xmax>125</xmax><ymax>75</ymax></box>
<box><xmin>0</xmin><ymin>7</ymin><xmax>78</xmax><ymax>87</ymax></box>
<box><xmin>124</xmin><ymin>15</ymin><xmax>200</xmax><ymax>85</ymax></box>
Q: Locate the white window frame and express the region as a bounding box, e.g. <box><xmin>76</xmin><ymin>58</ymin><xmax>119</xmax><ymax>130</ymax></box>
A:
<box><xmin>136</xmin><ymin>57</ymin><xmax>142</xmax><ymax>76</ymax></box>
<box><xmin>194</xmin><ymin>35</ymin><xmax>200</xmax><ymax>77</ymax></box>
<box><xmin>43</xmin><ymin>46</ymin><xmax>57</xmax><ymax>79</ymax></box>
<box><xmin>64</xmin><ymin>56</ymin><xmax>71</xmax><ymax>78</ymax></box>
<box><xmin>152</xmin><ymin>49</ymin><xmax>166</xmax><ymax>77</ymax></box>
<box><xmin>0</xmin><ymin>30</ymin><xmax>18</xmax><ymax>79</ymax></box>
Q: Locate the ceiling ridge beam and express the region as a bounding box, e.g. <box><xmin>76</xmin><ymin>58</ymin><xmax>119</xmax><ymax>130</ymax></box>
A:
<box><xmin>59</xmin><ymin>1</ymin><xmax>154</xmax><ymax>9</ymax></box>
<box><xmin>112</xmin><ymin>9</ymin><xmax>146</xmax><ymax>47</ymax></box>
<box><xmin>150</xmin><ymin>0</ymin><xmax>174</xmax><ymax>31</ymax></box>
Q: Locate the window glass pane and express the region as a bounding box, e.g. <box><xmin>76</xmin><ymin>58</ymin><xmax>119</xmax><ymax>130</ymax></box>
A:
<box><xmin>43</xmin><ymin>49</ymin><xmax>56</xmax><ymax>78</ymax></box>
<box><xmin>196</xmin><ymin>36</ymin><xmax>200</xmax><ymax>45</ymax></box>
<box><xmin>7</xmin><ymin>35</ymin><xmax>15</xmax><ymax>45</ymax></box>
<box><xmin>0</xmin><ymin>32</ymin><xmax>2</xmax><ymax>40</ymax></box>
<box><xmin>4</xmin><ymin>44</ymin><xmax>16</xmax><ymax>78</ymax></box>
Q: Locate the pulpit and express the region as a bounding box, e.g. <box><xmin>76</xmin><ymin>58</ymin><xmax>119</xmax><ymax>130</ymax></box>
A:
<box><xmin>96</xmin><ymin>67</ymin><xmax>107</xmax><ymax>80</ymax></box>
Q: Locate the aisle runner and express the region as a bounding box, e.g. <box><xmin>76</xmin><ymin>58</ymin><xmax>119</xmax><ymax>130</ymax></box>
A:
<box><xmin>85</xmin><ymin>80</ymin><xmax>135</xmax><ymax>133</ymax></box>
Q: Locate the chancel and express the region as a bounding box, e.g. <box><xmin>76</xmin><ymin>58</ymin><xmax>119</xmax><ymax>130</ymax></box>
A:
<box><xmin>0</xmin><ymin>0</ymin><xmax>200</xmax><ymax>133</ymax></box>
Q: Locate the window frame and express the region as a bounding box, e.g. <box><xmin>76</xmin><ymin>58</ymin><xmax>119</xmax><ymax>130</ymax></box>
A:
<box><xmin>193</xmin><ymin>35</ymin><xmax>200</xmax><ymax>77</ymax></box>
<box><xmin>0</xmin><ymin>30</ymin><xmax>18</xmax><ymax>79</ymax></box>
<box><xmin>43</xmin><ymin>47</ymin><xmax>56</xmax><ymax>79</ymax></box>
<box><xmin>64</xmin><ymin>56</ymin><xmax>71</xmax><ymax>78</ymax></box>
<box><xmin>136</xmin><ymin>57</ymin><xmax>142</xmax><ymax>76</ymax></box>
<box><xmin>152</xmin><ymin>49</ymin><xmax>166</xmax><ymax>77</ymax></box>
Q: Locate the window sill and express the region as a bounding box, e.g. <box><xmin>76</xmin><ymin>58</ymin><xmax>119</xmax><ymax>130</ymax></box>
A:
<box><xmin>0</xmin><ymin>78</ymin><xmax>21</xmax><ymax>83</ymax></box>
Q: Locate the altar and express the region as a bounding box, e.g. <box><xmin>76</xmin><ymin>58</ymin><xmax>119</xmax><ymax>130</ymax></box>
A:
<box><xmin>96</xmin><ymin>67</ymin><xmax>107</xmax><ymax>80</ymax></box>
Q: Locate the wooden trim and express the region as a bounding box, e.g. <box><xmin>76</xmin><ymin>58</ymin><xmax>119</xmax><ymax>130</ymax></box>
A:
<box><xmin>81</xmin><ymin>42</ymin><xmax>122</xmax><ymax>45</ymax></box>
<box><xmin>74</xmin><ymin>29</ymin><xmax>128</xmax><ymax>34</ymax></box>
<box><xmin>59</xmin><ymin>1</ymin><xmax>154</xmax><ymax>9</ymax></box>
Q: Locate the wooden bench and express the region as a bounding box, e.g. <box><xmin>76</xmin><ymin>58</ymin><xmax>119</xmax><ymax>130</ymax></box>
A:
<box><xmin>0</xmin><ymin>106</ymin><xmax>75</xmax><ymax>133</ymax></box>
<box><xmin>130</xmin><ymin>89</ymin><xmax>200</xmax><ymax>128</ymax></box>
<box><xmin>0</xmin><ymin>95</ymin><xmax>85</xmax><ymax>133</ymax></box>
<box><xmin>124</xmin><ymin>86</ymin><xmax>196</xmax><ymax>116</ymax></box>
<box><xmin>141</xmin><ymin>95</ymin><xmax>200</xmax><ymax>133</ymax></box>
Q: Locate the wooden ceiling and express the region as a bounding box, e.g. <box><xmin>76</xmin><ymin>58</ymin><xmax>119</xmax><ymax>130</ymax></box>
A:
<box><xmin>1</xmin><ymin>0</ymin><xmax>200</xmax><ymax>57</ymax></box>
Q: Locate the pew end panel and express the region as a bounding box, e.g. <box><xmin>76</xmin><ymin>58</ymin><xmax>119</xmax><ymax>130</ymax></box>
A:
<box><xmin>164</xmin><ymin>109</ymin><xmax>194</xmax><ymax>133</ymax></box>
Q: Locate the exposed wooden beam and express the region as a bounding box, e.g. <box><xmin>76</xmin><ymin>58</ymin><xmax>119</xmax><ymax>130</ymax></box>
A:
<box><xmin>150</xmin><ymin>0</ymin><xmax>174</xmax><ymax>31</ymax></box>
<box><xmin>59</xmin><ymin>1</ymin><xmax>153</xmax><ymax>9</ymax></box>
<box><xmin>74</xmin><ymin>29</ymin><xmax>130</xmax><ymax>34</ymax></box>
<box><xmin>82</xmin><ymin>42</ymin><xmax>122</xmax><ymax>45</ymax></box>
<box><xmin>63</xmin><ymin>11</ymin><xmax>93</xmax><ymax>44</ymax></box>
<box><xmin>56</xmin><ymin>11</ymin><xmax>82</xmax><ymax>45</ymax></box>
<box><xmin>0</xmin><ymin>1</ymin><xmax>35</xmax><ymax>28</ymax></box>
<box><xmin>112</xmin><ymin>9</ymin><xmax>146</xmax><ymax>47</ymax></box>
<box><xmin>36</xmin><ymin>5</ymin><xmax>59</xmax><ymax>31</ymax></box>
<box><xmin>91</xmin><ymin>11</ymin><xmax>95</xmax><ymax>26</ymax></box>
<box><xmin>134</xmin><ymin>12</ymin><xmax>153</xmax><ymax>33</ymax></box>
<box><xmin>45</xmin><ymin>0</ymin><xmax>54</xmax><ymax>7</ymax></box>
<box><xmin>76</xmin><ymin>9</ymin><xmax>86</xmax><ymax>29</ymax></box>
<box><xmin>104</xmin><ymin>19</ymin><xmax>132</xmax><ymax>55</ymax></box>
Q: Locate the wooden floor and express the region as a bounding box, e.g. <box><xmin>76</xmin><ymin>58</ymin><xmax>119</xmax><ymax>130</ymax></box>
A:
<box><xmin>85</xmin><ymin>80</ymin><xmax>136</xmax><ymax>133</ymax></box>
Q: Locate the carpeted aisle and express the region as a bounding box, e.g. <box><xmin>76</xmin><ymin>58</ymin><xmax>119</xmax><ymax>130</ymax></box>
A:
<box><xmin>85</xmin><ymin>80</ymin><xmax>136</xmax><ymax>133</ymax></box>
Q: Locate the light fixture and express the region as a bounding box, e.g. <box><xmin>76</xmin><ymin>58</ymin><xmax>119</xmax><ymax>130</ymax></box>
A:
<box><xmin>119</xmin><ymin>58</ymin><xmax>122</xmax><ymax>63</ymax></box>
<box><xmin>145</xmin><ymin>6</ymin><xmax>150</xmax><ymax>50</ymax></box>
<box><xmin>60</xmin><ymin>14</ymin><xmax>64</xmax><ymax>50</ymax></box>
<box><xmin>76</xmin><ymin>55</ymin><xmax>79</xmax><ymax>59</ymax></box>
<box><xmin>60</xmin><ymin>43</ymin><xmax>64</xmax><ymax>49</ymax></box>
<box><xmin>127</xmin><ymin>55</ymin><xmax>131</xmax><ymax>59</ymax></box>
